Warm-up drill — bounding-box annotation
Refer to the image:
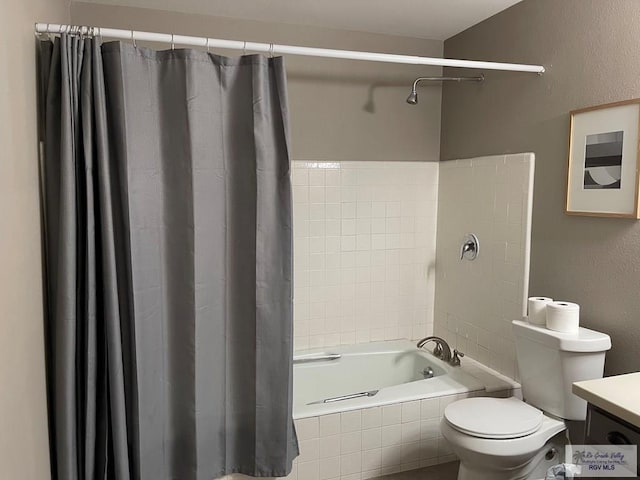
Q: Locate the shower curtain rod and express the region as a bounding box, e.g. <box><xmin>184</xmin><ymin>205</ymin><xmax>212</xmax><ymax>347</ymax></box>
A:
<box><xmin>35</xmin><ymin>23</ymin><xmax>545</xmax><ymax>74</ymax></box>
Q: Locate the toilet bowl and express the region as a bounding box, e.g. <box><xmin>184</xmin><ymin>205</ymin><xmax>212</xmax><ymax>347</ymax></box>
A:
<box><xmin>441</xmin><ymin>397</ymin><xmax>566</xmax><ymax>480</ymax></box>
<box><xmin>441</xmin><ymin>320</ymin><xmax>611</xmax><ymax>480</ymax></box>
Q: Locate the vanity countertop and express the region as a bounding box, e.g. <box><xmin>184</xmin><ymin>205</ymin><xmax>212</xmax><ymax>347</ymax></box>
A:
<box><xmin>573</xmin><ymin>372</ymin><xmax>640</xmax><ymax>428</ymax></box>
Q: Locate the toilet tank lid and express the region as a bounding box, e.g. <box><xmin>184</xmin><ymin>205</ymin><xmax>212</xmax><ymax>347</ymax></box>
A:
<box><xmin>512</xmin><ymin>320</ymin><xmax>611</xmax><ymax>352</ymax></box>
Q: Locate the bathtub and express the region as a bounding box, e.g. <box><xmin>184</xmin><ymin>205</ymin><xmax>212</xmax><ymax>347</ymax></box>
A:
<box><xmin>293</xmin><ymin>340</ymin><xmax>485</xmax><ymax>419</ymax></box>
<box><xmin>284</xmin><ymin>340</ymin><xmax>520</xmax><ymax>479</ymax></box>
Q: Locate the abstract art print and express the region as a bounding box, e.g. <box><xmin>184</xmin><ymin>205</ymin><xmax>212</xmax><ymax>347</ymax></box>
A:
<box><xmin>567</xmin><ymin>99</ymin><xmax>640</xmax><ymax>218</ymax></box>
<box><xmin>583</xmin><ymin>131</ymin><xmax>623</xmax><ymax>190</ymax></box>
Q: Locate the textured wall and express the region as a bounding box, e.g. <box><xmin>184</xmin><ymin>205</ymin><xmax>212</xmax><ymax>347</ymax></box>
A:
<box><xmin>441</xmin><ymin>0</ymin><xmax>640</xmax><ymax>376</ymax></box>
<box><xmin>0</xmin><ymin>0</ymin><xmax>70</xmax><ymax>478</ymax></box>
<box><xmin>71</xmin><ymin>2</ymin><xmax>443</xmax><ymax>162</ymax></box>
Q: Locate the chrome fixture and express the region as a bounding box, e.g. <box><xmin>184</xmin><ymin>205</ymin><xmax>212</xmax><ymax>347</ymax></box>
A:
<box><xmin>417</xmin><ymin>336</ymin><xmax>452</xmax><ymax>362</ymax></box>
<box><xmin>406</xmin><ymin>89</ymin><xmax>419</xmax><ymax>105</ymax></box>
<box><xmin>422</xmin><ymin>366</ymin><xmax>435</xmax><ymax>378</ymax></box>
<box><xmin>307</xmin><ymin>390</ymin><xmax>379</xmax><ymax>405</ymax></box>
<box><xmin>293</xmin><ymin>353</ymin><xmax>341</xmax><ymax>364</ymax></box>
<box><xmin>450</xmin><ymin>349</ymin><xmax>465</xmax><ymax>366</ymax></box>
<box><xmin>545</xmin><ymin>448</ymin><xmax>558</xmax><ymax>461</ymax></box>
<box><xmin>406</xmin><ymin>74</ymin><xmax>484</xmax><ymax>105</ymax></box>
<box><xmin>417</xmin><ymin>336</ymin><xmax>465</xmax><ymax>367</ymax></box>
<box><xmin>460</xmin><ymin>233</ymin><xmax>479</xmax><ymax>260</ymax></box>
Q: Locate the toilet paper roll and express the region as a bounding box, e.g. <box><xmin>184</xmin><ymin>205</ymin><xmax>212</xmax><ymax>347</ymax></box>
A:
<box><xmin>546</xmin><ymin>301</ymin><xmax>580</xmax><ymax>333</ymax></box>
<box><xmin>527</xmin><ymin>297</ymin><xmax>553</xmax><ymax>325</ymax></box>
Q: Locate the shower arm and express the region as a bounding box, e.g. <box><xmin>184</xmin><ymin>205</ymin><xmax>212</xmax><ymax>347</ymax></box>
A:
<box><xmin>410</xmin><ymin>74</ymin><xmax>485</xmax><ymax>92</ymax></box>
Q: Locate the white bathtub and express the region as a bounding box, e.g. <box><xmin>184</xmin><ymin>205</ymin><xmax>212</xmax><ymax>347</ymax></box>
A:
<box><xmin>293</xmin><ymin>340</ymin><xmax>485</xmax><ymax>419</ymax></box>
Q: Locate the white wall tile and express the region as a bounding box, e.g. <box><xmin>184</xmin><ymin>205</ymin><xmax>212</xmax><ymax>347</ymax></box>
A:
<box><xmin>420</xmin><ymin>438</ymin><xmax>439</xmax><ymax>461</ymax></box>
<box><xmin>319</xmin><ymin>456</ymin><xmax>340</xmax><ymax>480</ymax></box>
<box><xmin>381</xmin><ymin>445</ymin><xmax>403</xmax><ymax>470</ymax></box>
<box><xmin>293</xmin><ymin>161</ymin><xmax>438</xmax><ymax>349</ymax></box>
<box><xmin>341</xmin><ymin>410</ymin><xmax>362</xmax><ymax>433</ymax></box>
<box><xmin>361</xmin><ymin>407</ymin><xmax>381</xmax><ymax>430</ymax></box>
<box><xmin>380</xmin><ymin>425</ymin><xmax>402</xmax><ymax>447</ymax></box>
<box><xmin>420</xmin><ymin>419</ymin><xmax>440</xmax><ymax>440</ymax></box>
<box><xmin>319</xmin><ymin>414</ymin><xmax>341</xmax><ymax>437</ymax></box>
<box><xmin>381</xmin><ymin>404</ymin><xmax>402</xmax><ymax>426</ymax></box>
<box><xmin>319</xmin><ymin>435</ymin><xmax>341</xmax><ymax>459</ymax></box>
<box><xmin>298</xmin><ymin>439</ymin><xmax>320</xmax><ymax>463</ymax></box>
<box><xmin>361</xmin><ymin>428</ymin><xmax>382</xmax><ymax>451</ymax></box>
<box><xmin>401</xmin><ymin>441</ymin><xmax>421</xmax><ymax>464</ymax></box>
<box><xmin>298</xmin><ymin>460</ymin><xmax>320</xmax><ymax>480</ymax></box>
<box><xmin>341</xmin><ymin>473</ymin><xmax>361</xmax><ymax>480</ymax></box>
<box><xmin>361</xmin><ymin>448</ymin><xmax>382</xmax><ymax>472</ymax></box>
<box><xmin>401</xmin><ymin>401</ymin><xmax>421</xmax><ymax>423</ymax></box>
<box><xmin>341</xmin><ymin>431</ymin><xmax>362</xmax><ymax>454</ymax></box>
<box><xmin>296</xmin><ymin>417</ymin><xmax>319</xmax><ymax>441</ymax></box>
<box><xmin>340</xmin><ymin>452</ymin><xmax>362</xmax><ymax>476</ymax></box>
<box><xmin>400</xmin><ymin>421</ymin><xmax>421</xmax><ymax>444</ymax></box>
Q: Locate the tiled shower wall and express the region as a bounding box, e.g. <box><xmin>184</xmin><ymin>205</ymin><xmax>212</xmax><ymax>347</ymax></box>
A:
<box><xmin>290</xmin><ymin>394</ymin><xmax>461</xmax><ymax>480</ymax></box>
<box><xmin>291</xmin><ymin>161</ymin><xmax>439</xmax><ymax>350</ymax></box>
<box><xmin>433</xmin><ymin>153</ymin><xmax>534</xmax><ymax>379</ymax></box>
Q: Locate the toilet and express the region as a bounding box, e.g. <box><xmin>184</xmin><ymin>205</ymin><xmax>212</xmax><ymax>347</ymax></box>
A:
<box><xmin>441</xmin><ymin>319</ymin><xmax>611</xmax><ymax>480</ymax></box>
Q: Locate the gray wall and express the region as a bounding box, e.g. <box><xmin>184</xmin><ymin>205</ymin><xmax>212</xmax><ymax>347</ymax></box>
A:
<box><xmin>71</xmin><ymin>2</ymin><xmax>444</xmax><ymax>162</ymax></box>
<box><xmin>441</xmin><ymin>0</ymin><xmax>640</xmax><ymax>375</ymax></box>
<box><xmin>0</xmin><ymin>0</ymin><xmax>70</xmax><ymax>478</ymax></box>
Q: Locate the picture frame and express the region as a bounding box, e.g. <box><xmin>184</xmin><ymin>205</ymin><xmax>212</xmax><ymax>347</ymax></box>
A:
<box><xmin>566</xmin><ymin>98</ymin><xmax>640</xmax><ymax>218</ymax></box>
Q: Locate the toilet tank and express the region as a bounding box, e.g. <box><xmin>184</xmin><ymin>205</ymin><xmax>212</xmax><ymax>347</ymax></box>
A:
<box><xmin>512</xmin><ymin>320</ymin><xmax>611</xmax><ymax>421</ymax></box>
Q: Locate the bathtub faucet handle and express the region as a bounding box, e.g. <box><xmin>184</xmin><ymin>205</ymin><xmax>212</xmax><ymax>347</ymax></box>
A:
<box><xmin>450</xmin><ymin>349</ymin><xmax>464</xmax><ymax>366</ymax></box>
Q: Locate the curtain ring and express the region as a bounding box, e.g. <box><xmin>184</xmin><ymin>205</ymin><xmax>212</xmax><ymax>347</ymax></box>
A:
<box><xmin>171</xmin><ymin>34</ymin><xmax>175</xmax><ymax>50</ymax></box>
<box><xmin>206</xmin><ymin>37</ymin><xmax>210</xmax><ymax>53</ymax></box>
<box><xmin>269</xmin><ymin>43</ymin><xmax>274</xmax><ymax>58</ymax></box>
<box><xmin>131</xmin><ymin>30</ymin><xmax>137</xmax><ymax>48</ymax></box>
<box><xmin>243</xmin><ymin>41</ymin><xmax>247</xmax><ymax>56</ymax></box>
<box><xmin>98</xmin><ymin>27</ymin><xmax>103</xmax><ymax>44</ymax></box>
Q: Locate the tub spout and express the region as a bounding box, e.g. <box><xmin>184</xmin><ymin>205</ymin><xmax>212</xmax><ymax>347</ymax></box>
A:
<box><xmin>416</xmin><ymin>336</ymin><xmax>452</xmax><ymax>363</ymax></box>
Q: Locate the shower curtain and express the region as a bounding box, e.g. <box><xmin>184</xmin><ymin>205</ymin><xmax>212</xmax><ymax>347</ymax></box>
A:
<box><xmin>39</xmin><ymin>35</ymin><xmax>298</xmax><ymax>480</ymax></box>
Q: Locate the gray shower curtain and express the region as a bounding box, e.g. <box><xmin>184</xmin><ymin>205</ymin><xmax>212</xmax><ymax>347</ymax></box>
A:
<box><xmin>39</xmin><ymin>35</ymin><xmax>298</xmax><ymax>480</ymax></box>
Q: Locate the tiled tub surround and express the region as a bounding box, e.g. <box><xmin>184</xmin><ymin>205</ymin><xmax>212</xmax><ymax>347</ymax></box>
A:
<box><xmin>291</xmin><ymin>161</ymin><xmax>439</xmax><ymax>351</ymax></box>
<box><xmin>433</xmin><ymin>153</ymin><xmax>535</xmax><ymax>379</ymax></box>
<box><xmin>287</xmin><ymin>357</ymin><xmax>519</xmax><ymax>480</ymax></box>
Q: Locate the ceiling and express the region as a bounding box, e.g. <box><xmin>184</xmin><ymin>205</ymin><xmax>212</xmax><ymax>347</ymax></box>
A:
<box><xmin>76</xmin><ymin>0</ymin><xmax>523</xmax><ymax>40</ymax></box>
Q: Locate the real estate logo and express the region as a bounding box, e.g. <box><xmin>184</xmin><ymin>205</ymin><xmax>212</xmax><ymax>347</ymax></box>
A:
<box><xmin>564</xmin><ymin>445</ymin><xmax>637</xmax><ymax>477</ymax></box>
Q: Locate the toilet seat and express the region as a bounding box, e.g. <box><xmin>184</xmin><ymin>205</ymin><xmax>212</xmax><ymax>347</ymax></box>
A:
<box><xmin>444</xmin><ymin>397</ymin><xmax>543</xmax><ymax>439</ymax></box>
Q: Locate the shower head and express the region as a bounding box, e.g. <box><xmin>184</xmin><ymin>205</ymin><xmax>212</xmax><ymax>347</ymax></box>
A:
<box><xmin>406</xmin><ymin>90</ymin><xmax>418</xmax><ymax>105</ymax></box>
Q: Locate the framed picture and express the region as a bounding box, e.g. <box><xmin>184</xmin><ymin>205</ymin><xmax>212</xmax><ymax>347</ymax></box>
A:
<box><xmin>566</xmin><ymin>98</ymin><xmax>640</xmax><ymax>218</ymax></box>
